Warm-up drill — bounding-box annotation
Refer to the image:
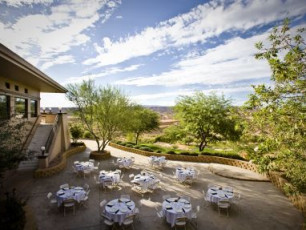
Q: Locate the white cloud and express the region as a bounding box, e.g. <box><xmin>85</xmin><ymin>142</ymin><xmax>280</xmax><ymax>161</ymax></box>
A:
<box><xmin>0</xmin><ymin>0</ymin><xmax>121</xmax><ymax>69</ymax></box>
<box><xmin>116</xmin><ymin>15</ymin><xmax>123</xmax><ymax>19</ymax></box>
<box><xmin>40</xmin><ymin>55</ymin><xmax>75</xmax><ymax>70</ymax></box>
<box><xmin>116</xmin><ymin>32</ymin><xmax>271</xmax><ymax>87</ymax></box>
<box><xmin>0</xmin><ymin>0</ymin><xmax>52</xmax><ymax>7</ymax></box>
<box><xmin>63</xmin><ymin>64</ymin><xmax>142</xmax><ymax>84</ymax></box>
<box><xmin>131</xmin><ymin>86</ymin><xmax>254</xmax><ymax>106</ymax></box>
<box><xmin>84</xmin><ymin>0</ymin><xmax>306</xmax><ymax>67</ymax></box>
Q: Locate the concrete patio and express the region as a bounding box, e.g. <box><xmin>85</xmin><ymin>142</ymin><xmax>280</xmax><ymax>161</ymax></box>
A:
<box><xmin>7</xmin><ymin>140</ymin><xmax>304</xmax><ymax>230</ymax></box>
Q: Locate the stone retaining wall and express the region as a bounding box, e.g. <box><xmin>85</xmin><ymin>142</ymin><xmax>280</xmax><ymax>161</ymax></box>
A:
<box><xmin>109</xmin><ymin>142</ymin><xmax>306</xmax><ymax>216</ymax></box>
<box><xmin>109</xmin><ymin>142</ymin><xmax>258</xmax><ymax>172</ymax></box>
<box><xmin>268</xmin><ymin>171</ymin><xmax>306</xmax><ymax>217</ymax></box>
<box><xmin>33</xmin><ymin>145</ymin><xmax>86</xmax><ymax>178</ymax></box>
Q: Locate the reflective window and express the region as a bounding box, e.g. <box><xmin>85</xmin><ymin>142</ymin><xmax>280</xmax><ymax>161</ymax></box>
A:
<box><xmin>0</xmin><ymin>95</ymin><xmax>10</xmax><ymax>119</ymax></box>
<box><xmin>31</xmin><ymin>100</ymin><xmax>37</xmax><ymax>117</ymax></box>
<box><xmin>15</xmin><ymin>97</ymin><xmax>27</xmax><ymax>118</ymax></box>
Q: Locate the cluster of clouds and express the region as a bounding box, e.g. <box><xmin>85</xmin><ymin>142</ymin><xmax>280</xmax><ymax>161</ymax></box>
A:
<box><xmin>0</xmin><ymin>0</ymin><xmax>121</xmax><ymax>70</ymax></box>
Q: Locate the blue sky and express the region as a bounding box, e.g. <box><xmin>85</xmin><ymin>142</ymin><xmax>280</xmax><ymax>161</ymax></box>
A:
<box><xmin>0</xmin><ymin>0</ymin><xmax>305</xmax><ymax>107</ymax></box>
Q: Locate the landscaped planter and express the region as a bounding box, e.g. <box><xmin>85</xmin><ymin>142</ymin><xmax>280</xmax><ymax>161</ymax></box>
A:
<box><xmin>89</xmin><ymin>150</ymin><xmax>111</xmax><ymax>160</ymax></box>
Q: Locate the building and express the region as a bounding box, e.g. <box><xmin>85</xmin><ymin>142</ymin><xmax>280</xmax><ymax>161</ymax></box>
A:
<box><xmin>0</xmin><ymin>43</ymin><xmax>70</xmax><ymax>170</ymax></box>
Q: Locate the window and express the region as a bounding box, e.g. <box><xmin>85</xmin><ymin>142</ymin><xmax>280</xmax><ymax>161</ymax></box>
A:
<box><xmin>15</xmin><ymin>97</ymin><xmax>27</xmax><ymax>118</ymax></box>
<box><xmin>15</xmin><ymin>85</ymin><xmax>19</xmax><ymax>91</ymax></box>
<box><xmin>5</xmin><ymin>82</ymin><xmax>10</xmax><ymax>89</ymax></box>
<box><xmin>0</xmin><ymin>95</ymin><xmax>10</xmax><ymax>119</ymax></box>
<box><xmin>24</xmin><ymin>88</ymin><xmax>28</xmax><ymax>93</ymax></box>
<box><xmin>30</xmin><ymin>100</ymin><xmax>37</xmax><ymax>117</ymax></box>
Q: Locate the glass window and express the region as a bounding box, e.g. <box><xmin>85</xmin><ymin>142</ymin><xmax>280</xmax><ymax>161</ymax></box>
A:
<box><xmin>0</xmin><ymin>95</ymin><xmax>10</xmax><ymax>119</ymax></box>
<box><xmin>15</xmin><ymin>97</ymin><xmax>27</xmax><ymax>118</ymax></box>
<box><xmin>31</xmin><ymin>100</ymin><xmax>37</xmax><ymax>117</ymax></box>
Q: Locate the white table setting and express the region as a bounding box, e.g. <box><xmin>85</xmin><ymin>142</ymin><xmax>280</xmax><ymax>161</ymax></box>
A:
<box><xmin>117</xmin><ymin>157</ymin><xmax>133</xmax><ymax>168</ymax></box>
<box><xmin>74</xmin><ymin>161</ymin><xmax>95</xmax><ymax>172</ymax></box>
<box><xmin>55</xmin><ymin>186</ymin><xmax>86</xmax><ymax>206</ymax></box>
<box><xmin>175</xmin><ymin>167</ymin><xmax>196</xmax><ymax>182</ymax></box>
<box><xmin>148</xmin><ymin>156</ymin><xmax>167</xmax><ymax>168</ymax></box>
<box><xmin>99</xmin><ymin>170</ymin><xmax>121</xmax><ymax>188</ymax></box>
<box><xmin>104</xmin><ymin>198</ymin><xmax>136</xmax><ymax>225</ymax></box>
<box><xmin>162</xmin><ymin>197</ymin><xmax>192</xmax><ymax>227</ymax></box>
<box><xmin>131</xmin><ymin>172</ymin><xmax>160</xmax><ymax>191</ymax></box>
<box><xmin>206</xmin><ymin>186</ymin><xmax>234</xmax><ymax>203</ymax></box>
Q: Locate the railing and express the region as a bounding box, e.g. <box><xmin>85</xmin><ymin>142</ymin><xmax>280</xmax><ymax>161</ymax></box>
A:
<box><xmin>45</xmin><ymin>114</ymin><xmax>60</xmax><ymax>153</ymax></box>
<box><xmin>20</xmin><ymin>115</ymin><xmax>40</xmax><ymax>154</ymax></box>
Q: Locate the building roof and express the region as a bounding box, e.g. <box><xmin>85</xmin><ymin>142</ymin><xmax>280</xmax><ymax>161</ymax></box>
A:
<box><xmin>0</xmin><ymin>43</ymin><xmax>67</xmax><ymax>93</ymax></box>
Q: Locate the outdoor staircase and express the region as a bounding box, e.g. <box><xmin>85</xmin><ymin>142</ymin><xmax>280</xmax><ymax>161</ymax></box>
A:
<box><xmin>18</xmin><ymin>124</ymin><xmax>53</xmax><ymax>171</ymax></box>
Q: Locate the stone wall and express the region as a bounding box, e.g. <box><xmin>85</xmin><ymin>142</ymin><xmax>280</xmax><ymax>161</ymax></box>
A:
<box><xmin>109</xmin><ymin>142</ymin><xmax>257</xmax><ymax>172</ymax></box>
<box><xmin>109</xmin><ymin>142</ymin><xmax>306</xmax><ymax>216</ymax></box>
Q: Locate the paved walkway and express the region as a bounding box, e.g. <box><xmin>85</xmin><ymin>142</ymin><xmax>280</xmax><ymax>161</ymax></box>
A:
<box><xmin>4</xmin><ymin>140</ymin><xmax>304</xmax><ymax>230</ymax></box>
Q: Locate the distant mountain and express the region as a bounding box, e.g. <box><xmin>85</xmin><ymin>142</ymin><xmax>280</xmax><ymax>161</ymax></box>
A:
<box><xmin>144</xmin><ymin>105</ymin><xmax>173</xmax><ymax>114</ymax></box>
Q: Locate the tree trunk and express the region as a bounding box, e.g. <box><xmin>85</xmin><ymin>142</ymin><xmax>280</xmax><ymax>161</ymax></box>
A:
<box><xmin>199</xmin><ymin>132</ymin><xmax>208</xmax><ymax>151</ymax></box>
<box><xmin>135</xmin><ymin>132</ymin><xmax>140</xmax><ymax>145</ymax></box>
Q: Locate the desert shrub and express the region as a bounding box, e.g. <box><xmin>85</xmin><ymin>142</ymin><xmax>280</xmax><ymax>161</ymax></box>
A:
<box><xmin>116</xmin><ymin>141</ymin><xmax>122</xmax><ymax>145</ymax></box>
<box><xmin>70</xmin><ymin>124</ymin><xmax>84</xmax><ymax>143</ymax></box>
<box><xmin>167</xmin><ymin>150</ymin><xmax>176</xmax><ymax>154</ymax></box>
<box><xmin>180</xmin><ymin>152</ymin><xmax>190</xmax><ymax>156</ymax></box>
<box><xmin>126</xmin><ymin>144</ymin><xmax>134</xmax><ymax>148</ymax></box>
<box><xmin>134</xmin><ymin>145</ymin><xmax>140</xmax><ymax>149</ymax></box>
<box><xmin>139</xmin><ymin>147</ymin><xmax>154</xmax><ymax>152</ymax></box>
<box><xmin>155</xmin><ymin>150</ymin><xmax>162</xmax><ymax>153</ymax></box>
<box><xmin>83</xmin><ymin>131</ymin><xmax>93</xmax><ymax>139</ymax></box>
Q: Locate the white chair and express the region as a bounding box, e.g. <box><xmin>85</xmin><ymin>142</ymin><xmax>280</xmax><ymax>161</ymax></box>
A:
<box><xmin>74</xmin><ymin>161</ymin><xmax>79</xmax><ymax>164</ymax></box>
<box><xmin>120</xmin><ymin>194</ymin><xmax>130</xmax><ymax>200</ymax></box>
<box><xmin>122</xmin><ymin>214</ymin><xmax>135</xmax><ymax>230</ymax></box>
<box><xmin>174</xmin><ymin>217</ymin><xmax>188</xmax><ymax>230</ymax></box>
<box><xmin>60</xmin><ymin>183</ymin><xmax>69</xmax><ymax>189</ymax></box>
<box><xmin>202</xmin><ymin>190</ymin><xmax>211</xmax><ymax>206</ymax></box>
<box><xmin>115</xmin><ymin>169</ymin><xmax>122</xmax><ymax>174</ymax></box>
<box><xmin>93</xmin><ymin>175</ymin><xmax>101</xmax><ymax>187</ymax></box>
<box><xmin>47</xmin><ymin>192</ymin><xmax>57</xmax><ymax>206</ymax></box>
<box><xmin>89</xmin><ymin>159</ymin><xmax>95</xmax><ymax>163</ymax></box>
<box><xmin>101</xmin><ymin>213</ymin><xmax>115</xmax><ymax>229</ymax></box>
<box><xmin>190</xmin><ymin>205</ymin><xmax>200</xmax><ymax>229</ymax></box>
<box><xmin>83</xmin><ymin>183</ymin><xmax>90</xmax><ymax>192</ymax></box>
<box><xmin>232</xmin><ymin>192</ymin><xmax>241</xmax><ymax>212</ymax></box>
<box><xmin>63</xmin><ymin>199</ymin><xmax>75</xmax><ymax>216</ymax></box>
<box><xmin>129</xmin><ymin>174</ymin><xmax>135</xmax><ymax>179</ymax></box>
<box><xmin>80</xmin><ymin>195</ymin><xmax>89</xmax><ymax>208</ymax></box>
<box><xmin>218</xmin><ymin>198</ymin><xmax>231</xmax><ymax>216</ymax></box>
<box><xmin>83</xmin><ymin>169</ymin><xmax>91</xmax><ymax>179</ymax></box>
<box><xmin>224</xmin><ymin>186</ymin><xmax>233</xmax><ymax>192</ymax></box>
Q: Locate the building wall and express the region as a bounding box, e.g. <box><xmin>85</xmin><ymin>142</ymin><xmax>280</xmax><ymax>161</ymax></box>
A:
<box><xmin>0</xmin><ymin>76</ymin><xmax>40</xmax><ymax>120</ymax></box>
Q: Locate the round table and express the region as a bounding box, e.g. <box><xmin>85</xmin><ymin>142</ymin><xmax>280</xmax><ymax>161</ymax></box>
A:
<box><xmin>99</xmin><ymin>170</ymin><xmax>121</xmax><ymax>188</ymax></box>
<box><xmin>74</xmin><ymin>161</ymin><xmax>94</xmax><ymax>172</ymax></box>
<box><xmin>104</xmin><ymin>198</ymin><xmax>136</xmax><ymax>225</ymax></box>
<box><xmin>175</xmin><ymin>167</ymin><xmax>196</xmax><ymax>182</ymax></box>
<box><xmin>206</xmin><ymin>186</ymin><xmax>234</xmax><ymax>203</ymax></box>
<box><xmin>117</xmin><ymin>158</ymin><xmax>133</xmax><ymax>168</ymax></box>
<box><xmin>131</xmin><ymin>173</ymin><xmax>159</xmax><ymax>190</ymax></box>
<box><xmin>162</xmin><ymin>197</ymin><xmax>192</xmax><ymax>227</ymax></box>
<box><xmin>56</xmin><ymin>186</ymin><xmax>86</xmax><ymax>206</ymax></box>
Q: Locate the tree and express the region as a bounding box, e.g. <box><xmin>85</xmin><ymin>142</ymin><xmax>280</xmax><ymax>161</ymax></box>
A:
<box><xmin>245</xmin><ymin>19</ymin><xmax>305</xmax><ymax>192</ymax></box>
<box><xmin>69</xmin><ymin>124</ymin><xmax>84</xmax><ymax>143</ymax></box>
<box><xmin>0</xmin><ymin>118</ymin><xmax>29</xmax><ymax>178</ymax></box>
<box><xmin>174</xmin><ymin>92</ymin><xmax>236</xmax><ymax>151</ymax></box>
<box><xmin>66</xmin><ymin>80</ymin><xmax>130</xmax><ymax>152</ymax></box>
<box><xmin>127</xmin><ymin>105</ymin><xmax>159</xmax><ymax>145</ymax></box>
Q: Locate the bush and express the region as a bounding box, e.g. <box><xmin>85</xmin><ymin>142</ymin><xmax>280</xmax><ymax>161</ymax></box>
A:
<box><xmin>83</xmin><ymin>131</ymin><xmax>93</xmax><ymax>139</ymax></box>
<box><xmin>126</xmin><ymin>144</ymin><xmax>134</xmax><ymax>148</ymax></box>
<box><xmin>71</xmin><ymin>142</ymin><xmax>85</xmax><ymax>147</ymax></box>
<box><xmin>139</xmin><ymin>147</ymin><xmax>154</xmax><ymax>152</ymax></box>
<box><xmin>134</xmin><ymin>145</ymin><xmax>140</xmax><ymax>149</ymax></box>
<box><xmin>0</xmin><ymin>189</ymin><xmax>26</xmax><ymax>230</ymax></box>
<box><xmin>70</xmin><ymin>125</ymin><xmax>83</xmax><ymax>143</ymax></box>
<box><xmin>180</xmin><ymin>152</ymin><xmax>190</xmax><ymax>155</ymax></box>
<box><xmin>116</xmin><ymin>141</ymin><xmax>122</xmax><ymax>145</ymax></box>
<box><xmin>155</xmin><ymin>150</ymin><xmax>162</xmax><ymax>153</ymax></box>
<box><xmin>167</xmin><ymin>150</ymin><xmax>176</xmax><ymax>154</ymax></box>
<box><xmin>200</xmin><ymin>152</ymin><xmax>245</xmax><ymax>160</ymax></box>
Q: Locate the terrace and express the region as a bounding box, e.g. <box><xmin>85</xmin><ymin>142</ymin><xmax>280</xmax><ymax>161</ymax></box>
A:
<box><xmin>6</xmin><ymin>140</ymin><xmax>303</xmax><ymax>230</ymax></box>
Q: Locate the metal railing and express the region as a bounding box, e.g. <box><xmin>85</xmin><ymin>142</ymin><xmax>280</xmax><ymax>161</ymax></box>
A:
<box><xmin>45</xmin><ymin>114</ymin><xmax>60</xmax><ymax>153</ymax></box>
<box><xmin>21</xmin><ymin>115</ymin><xmax>40</xmax><ymax>154</ymax></box>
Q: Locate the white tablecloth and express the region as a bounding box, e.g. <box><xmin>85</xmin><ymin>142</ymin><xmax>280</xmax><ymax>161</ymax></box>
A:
<box><xmin>117</xmin><ymin>158</ymin><xmax>133</xmax><ymax>168</ymax></box>
<box><xmin>131</xmin><ymin>173</ymin><xmax>159</xmax><ymax>190</ymax></box>
<box><xmin>56</xmin><ymin>187</ymin><xmax>86</xmax><ymax>206</ymax></box>
<box><xmin>104</xmin><ymin>198</ymin><xmax>135</xmax><ymax>225</ymax></box>
<box><xmin>74</xmin><ymin>161</ymin><xmax>94</xmax><ymax>171</ymax></box>
<box><xmin>162</xmin><ymin>197</ymin><xmax>192</xmax><ymax>227</ymax></box>
<box><xmin>206</xmin><ymin>187</ymin><xmax>234</xmax><ymax>203</ymax></box>
<box><xmin>176</xmin><ymin>168</ymin><xmax>196</xmax><ymax>182</ymax></box>
<box><xmin>99</xmin><ymin>171</ymin><xmax>120</xmax><ymax>188</ymax></box>
<box><xmin>148</xmin><ymin>156</ymin><xmax>166</xmax><ymax>167</ymax></box>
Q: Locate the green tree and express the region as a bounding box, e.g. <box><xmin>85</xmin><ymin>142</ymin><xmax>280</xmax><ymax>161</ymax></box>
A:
<box><xmin>127</xmin><ymin>105</ymin><xmax>159</xmax><ymax>145</ymax></box>
<box><xmin>245</xmin><ymin>19</ymin><xmax>305</xmax><ymax>192</ymax></box>
<box><xmin>66</xmin><ymin>80</ymin><xmax>130</xmax><ymax>152</ymax></box>
<box><xmin>0</xmin><ymin>118</ymin><xmax>29</xmax><ymax>178</ymax></box>
<box><xmin>175</xmin><ymin>92</ymin><xmax>236</xmax><ymax>151</ymax></box>
<box><xmin>69</xmin><ymin>124</ymin><xmax>84</xmax><ymax>143</ymax></box>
